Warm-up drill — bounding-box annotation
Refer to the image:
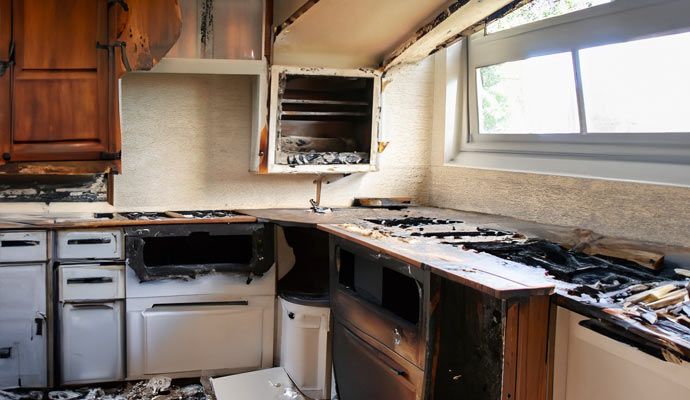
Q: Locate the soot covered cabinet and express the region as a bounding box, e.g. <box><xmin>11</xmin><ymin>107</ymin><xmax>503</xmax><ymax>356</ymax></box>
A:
<box><xmin>328</xmin><ymin>235</ymin><xmax>554</xmax><ymax>400</ymax></box>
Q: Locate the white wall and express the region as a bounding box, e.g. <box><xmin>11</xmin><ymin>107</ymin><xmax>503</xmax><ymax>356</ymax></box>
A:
<box><xmin>112</xmin><ymin>59</ymin><xmax>433</xmax><ymax>211</ymax></box>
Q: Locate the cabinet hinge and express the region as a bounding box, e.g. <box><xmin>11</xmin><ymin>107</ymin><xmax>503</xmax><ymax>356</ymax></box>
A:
<box><xmin>0</xmin><ymin>40</ymin><xmax>15</xmax><ymax>77</ymax></box>
<box><xmin>99</xmin><ymin>151</ymin><xmax>121</xmax><ymax>160</ymax></box>
<box><xmin>96</xmin><ymin>41</ymin><xmax>131</xmax><ymax>72</ymax></box>
<box><xmin>107</xmin><ymin>0</ymin><xmax>129</xmax><ymax>11</ymax></box>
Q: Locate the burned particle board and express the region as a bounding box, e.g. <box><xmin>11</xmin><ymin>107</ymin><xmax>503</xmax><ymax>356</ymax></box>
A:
<box><xmin>0</xmin><ymin>174</ymin><xmax>108</xmax><ymax>203</ymax></box>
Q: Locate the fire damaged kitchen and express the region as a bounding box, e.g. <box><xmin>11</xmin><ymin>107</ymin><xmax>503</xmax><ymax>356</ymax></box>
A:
<box><xmin>1</xmin><ymin>0</ymin><xmax>690</xmax><ymax>399</ymax></box>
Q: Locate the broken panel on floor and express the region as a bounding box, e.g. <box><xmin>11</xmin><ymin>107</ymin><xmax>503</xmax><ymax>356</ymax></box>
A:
<box><xmin>264</xmin><ymin>66</ymin><xmax>381</xmax><ymax>174</ymax></box>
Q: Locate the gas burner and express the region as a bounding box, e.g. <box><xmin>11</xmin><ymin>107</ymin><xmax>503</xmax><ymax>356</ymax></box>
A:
<box><xmin>119</xmin><ymin>210</ymin><xmax>237</xmax><ymax>220</ymax></box>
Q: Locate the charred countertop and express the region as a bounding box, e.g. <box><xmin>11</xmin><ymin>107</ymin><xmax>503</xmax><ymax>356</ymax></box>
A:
<box><xmin>241</xmin><ymin>206</ymin><xmax>690</xmax><ymax>363</ymax></box>
<box><xmin>0</xmin><ymin>210</ymin><xmax>257</xmax><ymax>228</ymax></box>
<box><xmin>3</xmin><ymin>205</ymin><xmax>690</xmax><ymax>362</ymax></box>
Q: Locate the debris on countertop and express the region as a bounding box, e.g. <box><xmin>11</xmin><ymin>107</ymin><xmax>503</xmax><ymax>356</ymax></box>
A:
<box><xmin>309</xmin><ymin>199</ymin><xmax>332</xmax><ymax>214</ymax></box>
<box><xmin>320</xmin><ymin>209</ymin><xmax>690</xmax><ymax>363</ymax></box>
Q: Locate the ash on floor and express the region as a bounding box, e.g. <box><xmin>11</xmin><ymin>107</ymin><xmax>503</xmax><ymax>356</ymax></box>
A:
<box><xmin>0</xmin><ymin>376</ymin><xmax>211</xmax><ymax>400</ymax></box>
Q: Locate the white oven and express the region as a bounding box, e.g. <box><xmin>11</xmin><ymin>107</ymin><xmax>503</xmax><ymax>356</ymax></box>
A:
<box><xmin>124</xmin><ymin>223</ymin><xmax>276</xmax><ymax>380</ymax></box>
<box><xmin>126</xmin><ymin>267</ymin><xmax>276</xmax><ymax>379</ymax></box>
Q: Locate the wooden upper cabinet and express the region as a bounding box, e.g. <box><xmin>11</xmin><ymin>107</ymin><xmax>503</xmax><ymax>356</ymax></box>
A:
<box><xmin>9</xmin><ymin>0</ymin><xmax>113</xmax><ymax>162</ymax></box>
<box><xmin>0</xmin><ymin>0</ymin><xmax>180</xmax><ymax>172</ymax></box>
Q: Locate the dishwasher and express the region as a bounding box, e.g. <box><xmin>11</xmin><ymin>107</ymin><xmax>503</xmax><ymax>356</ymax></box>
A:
<box><xmin>56</xmin><ymin>229</ymin><xmax>125</xmax><ymax>385</ymax></box>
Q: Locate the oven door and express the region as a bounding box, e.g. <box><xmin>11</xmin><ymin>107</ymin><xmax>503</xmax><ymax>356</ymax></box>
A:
<box><xmin>140</xmin><ymin>302</ymin><xmax>265</xmax><ymax>375</ymax></box>
<box><xmin>333</xmin><ymin>321</ymin><xmax>421</xmax><ymax>400</ymax></box>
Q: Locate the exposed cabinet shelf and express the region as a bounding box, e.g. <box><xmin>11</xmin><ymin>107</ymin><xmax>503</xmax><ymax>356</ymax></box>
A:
<box><xmin>280</xmin><ymin>111</ymin><xmax>369</xmax><ymax>119</ymax></box>
<box><xmin>281</xmin><ymin>99</ymin><xmax>370</xmax><ymax>106</ymax></box>
<box><xmin>252</xmin><ymin>65</ymin><xmax>381</xmax><ymax>174</ymax></box>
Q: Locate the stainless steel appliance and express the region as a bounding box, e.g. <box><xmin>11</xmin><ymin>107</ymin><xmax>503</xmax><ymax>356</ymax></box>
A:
<box><xmin>56</xmin><ymin>229</ymin><xmax>125</xmax><ymax>385</ymax></box>
<box><xmin>0</xmin><ymin>231</ymin><xmax>48</xmax><ymax>389</ymax></box>
<box><xmin>124</xmin><ymin>223</ymin><xmax>276</xmax><ymax>380</ymax></box>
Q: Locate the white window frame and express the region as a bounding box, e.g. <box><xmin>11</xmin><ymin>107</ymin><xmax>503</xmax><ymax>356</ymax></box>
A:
<box><xmin>444</xmin><ymin>0</ymin><xmax>690</xmax><ymax>186</ymax></box>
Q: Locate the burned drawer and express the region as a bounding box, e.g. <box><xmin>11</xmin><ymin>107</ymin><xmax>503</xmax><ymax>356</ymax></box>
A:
<box><xmin>58</xmin><ymin>264</ymin><xmax>125</xmax><ymax>301</ymax></box>
<box><xmin>333</xmin><ymin>319</ymin><xmax>424</xmax><ymax>400</ymax></box>
<box><xmin>57</xmin><ymin>229</ymin><xmax>123</xmax><ymax>260</ymax></box>
<box><xmin>330</xmin><ymin>236</ymin><xmax>429</xmax><ymax>369</ymax></box>
<box><xmin>0</xmin><ymin>231</ymin><xmax>47</xmax><ymax>262</ymax></box>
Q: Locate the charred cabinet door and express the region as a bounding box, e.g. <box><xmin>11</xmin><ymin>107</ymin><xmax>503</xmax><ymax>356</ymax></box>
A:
<box><xmin>7</xmin><ymin>0</ymin><xmax>113</xmax><ymax>162</ymax></box>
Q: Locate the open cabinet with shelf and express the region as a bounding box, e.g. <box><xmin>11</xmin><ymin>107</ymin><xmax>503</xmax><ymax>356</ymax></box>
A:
<box><xmin>255</xmin><ymin>65</ymin><xmax>381</xmax><ymax>174</ymax></box>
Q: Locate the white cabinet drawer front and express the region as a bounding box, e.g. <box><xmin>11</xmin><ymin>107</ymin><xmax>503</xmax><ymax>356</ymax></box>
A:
<box><xmin>59</xmin><ymin>265</ymin><xmax>125</xmax><ymax>301</ymax></box>
<box><xmin>57</xmin><ymin>230</ymin><xmax>123</xmax><ymax>260</ymax></box>
<box><xmin>61</xmin><ymin>301</ymin><xmax>124</xmax><ymax>384</ymax></box>
<box><xmin>0</xmin><ymin>231</ymin><xmax>47</xmax><ymax>262</ymax></box>
<box><xmin>142</xmin><ymin>304</ymin><xmax>264</xmax><ymax>374</ymax></box>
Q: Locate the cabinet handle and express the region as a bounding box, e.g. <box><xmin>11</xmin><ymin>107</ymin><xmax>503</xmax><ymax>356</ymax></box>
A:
<box><xmin>66</xmin><ymin>277</ymin><xmax>113</xmax><ymax>284</ymax></box>
<box><xmin>71</xmin><ymin>303</ymin><xmax>114</xmax><ymax>310</ymax></box>
<box><xmin>0</xmin><ymin>347</ymin><xmax>11</xmax><ymax>359</ymax></box>
<box><xmin>151</xmin><ymin>301</ymin><xmax>249</xmax><ymax>309</ymax></box>
<box><xmin>1</xmin><ymin>240</ymin><xmax>40</xmax><ymax>247</ymax></box>
<box><xmin>1</xmin><ymin>153</ymin><xmax>9</xmax><ymax>161</ymax></box>
<box><xmin>343</xmin><ymin>325</ymin><xmax>406</xmax><ymax>376</ymax></box>
<box><xmin>67</xmin><ymin>238</ymin><xmax>112</xmax><ymax>245</ymax></box>
<box><xmin>35</xmin><ymin>318</ymin><xmax>43</xmax><ymax>336</ymax></box>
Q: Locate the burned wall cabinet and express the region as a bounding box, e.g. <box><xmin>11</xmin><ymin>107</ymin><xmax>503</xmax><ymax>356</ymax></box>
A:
<box><xmin>0</xmin><ymin>0</ymin><xmax>180</xmax><ymax>174</ymax></box>
<box><xmin>253</xmin><ymin>66</ymin><xmax>381</xmax><ymax>174</ymax></box>
<box><xmin>140</xmin><ymin>0</ymin><xmax>271</xmax><ymax>176</ymax></box>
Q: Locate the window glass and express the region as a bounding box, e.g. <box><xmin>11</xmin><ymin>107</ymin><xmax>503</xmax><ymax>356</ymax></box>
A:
<box><xmin>477</xmin><ymin>52</ymin><xmax>580</xmax><ymax>134</ymax></box>
<box><xmin>487</xmin><ymin>0</ymin><xmax>613</xmax><ymax>34</ymax></box>
<box><xmin>580</xmin><ymin>31</ymin><xmax>690</xmax><ymax>133</ymax></box>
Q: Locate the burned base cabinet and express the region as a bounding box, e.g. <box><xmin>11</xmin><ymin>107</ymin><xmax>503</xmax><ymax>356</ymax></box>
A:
<box><xmin>329</xmin><ymin>236</ymin><xmax>429</xmax><ymax>400</ymax></box>
<box><xmin>256</xmin><ymin>66</ymin><xmax>381</xmax><ymax>174</ymax></box>
<box><xmin>428</xmin><ymin>275</ymin><xmax>552</xmax><ymax>400</ymax></box>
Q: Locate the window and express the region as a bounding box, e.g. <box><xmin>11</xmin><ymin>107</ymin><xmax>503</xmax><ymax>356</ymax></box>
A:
<box><xmin>452</xmin><ymin>0</ymin><xmax>690</xmax><ymax>184</ymax></box>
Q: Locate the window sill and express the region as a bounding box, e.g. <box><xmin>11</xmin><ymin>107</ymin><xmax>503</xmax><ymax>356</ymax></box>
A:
<box><xmin>447</xmin><ymin>151</ymin><xmax>690</xmax><ymax>188</ymax></box>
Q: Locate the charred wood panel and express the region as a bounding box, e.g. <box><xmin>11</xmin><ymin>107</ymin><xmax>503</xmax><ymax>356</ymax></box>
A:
<box><xmin>0</xmin><ymin>174</ymin><xmax>107</xmax><ymax>202</ymax></box>
<box><xmin>429</xmin><ymin>274</ymin><xmax>505</xmax><ymax>399</ymax></box>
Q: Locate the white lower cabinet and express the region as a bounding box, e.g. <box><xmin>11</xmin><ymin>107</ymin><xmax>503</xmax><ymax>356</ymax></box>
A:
<box><xmin>0</xmin><ymin>264</ymin><xmax>47</xmax><ymax>389</ymax></box>
<box><xmin>60</xmin><ymin>301</ymin><xmax>124</xmax><ymax>384</ymax></box>
<box><xmin>126</xmin><ymin>295</ymin><xmax>275</xmax><ymax>379</ymax></box>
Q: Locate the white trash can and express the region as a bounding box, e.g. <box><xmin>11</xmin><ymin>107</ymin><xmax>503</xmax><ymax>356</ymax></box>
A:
<box><xmin>278</xmin><ymin>295</ymin><xmax>332</xmax><ymax>399</ymax></box>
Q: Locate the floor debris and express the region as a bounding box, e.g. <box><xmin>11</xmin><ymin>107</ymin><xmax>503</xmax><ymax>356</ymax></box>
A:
<box><xmin>0</xmin><ymin>377</ymin><xmax>211</xmax><ymax>400</ymax></box>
